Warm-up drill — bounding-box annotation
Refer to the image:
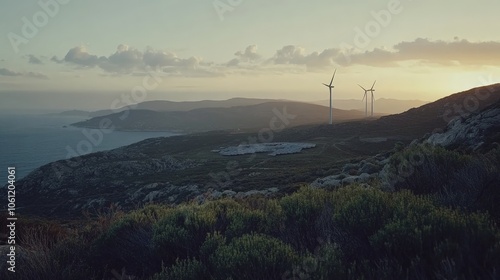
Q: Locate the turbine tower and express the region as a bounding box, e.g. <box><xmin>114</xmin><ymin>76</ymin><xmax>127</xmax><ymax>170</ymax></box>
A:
<box><xmin>358</xmin><ymin>84</ymin><xmax>369</xmax><ymax>118</ymax></box>
<box><xmin>322</xmin><ymin>69</ymin><xmax>337</xmax><ymax>125</ymax></box>
<box><xmin>369</xmin><ymin>81</ymin><xmax>376</xmax><ymax>117</ymax></box>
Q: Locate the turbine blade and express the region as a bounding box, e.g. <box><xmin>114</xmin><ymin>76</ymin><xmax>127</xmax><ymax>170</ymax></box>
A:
<box><xmin>322</xmin><ymin>83</ymin><xmax>330</xmax><ymax>87</ymax></box>
<box><xmin>362</xmin><ymin>92</ymin><xmax>366</xmax><ymax>101</ymax></box>
<box><xmin>329</xmin><ymin>69</ymin><xmax>336</xmax><ymax>86</ymax></box>
<box><xmin>358</xmin><ymin>84</ymin><xmax>367</xmax><ymax>91</ymax></box>
<box><xmin>371</xmin><ymin>80</ymin><xmax>376</xmax><ymax>90</ymax></box>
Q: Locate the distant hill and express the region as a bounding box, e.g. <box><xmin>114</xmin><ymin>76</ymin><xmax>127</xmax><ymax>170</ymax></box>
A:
<box><xmin>279</xmin><ymin>84</ymin><xmax>500</xmax><ymax>142</ymax></box>
<box><xmin>75</xmin><ymin>101</ymin><xmax>373</xmax><ymax>132</ymax></box>
<box><xmin>12</xmin><ymin>84</ymin><xmax>500</xmax><ymax>218</ymax></box>
<box><xmin>310</xmin><ymin>98</ymin><xmax>429</xmax><ymax>114</ymax></box>
<box><xmin>90</xmin><ymin>97</ymin><xmax>278</xmax><ymax>117</ymax></box>
<box><xmin>46</xmin><ymin>110</ymin><xmax>90</xmax><ymax>117</ymax></box>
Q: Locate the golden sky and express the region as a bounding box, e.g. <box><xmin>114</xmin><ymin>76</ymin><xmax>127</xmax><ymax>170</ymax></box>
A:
<box><xmin>1</xmin><ymin>0</ymin><xmax>500</xmax><ymax>109</ymax></box>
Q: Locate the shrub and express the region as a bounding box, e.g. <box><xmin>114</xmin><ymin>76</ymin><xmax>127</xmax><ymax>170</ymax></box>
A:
<box><xmin>199</xmin><ymin>232</ymin><xmax>226</xmax><ymax>263</ymax></box>
<box><xmin>370</xmin><ymin>198</ymin><xmax>500</xmax><ymax>278</ymax></box>
<box><xmin>385</xmin><ymin>144</ymin><xmax>500</xmax><ymax>219</ymax></box>
<box><xmin>152</xmin><ymin>258</ymin><xmax>208</xmax><ymax>280</ymax></box>
<box><xmin>152</xmin><ymin>206</ymin><xmax>216</xmax><ymax>264</ymax></box>
<box><xmin>388</xmin><ymin>144</ymin><xmax>470</xmax><ymax>194</ymax></box>
<box><xmin>237</xmin><ymin>197</ymin><xmax>286</xmax><ymax>237</ymax></box>
<box><xmin>210</xmin><ymin>233</ymin><xmax>299</xmax><ymax>280</ymax></box>
<box><xmin>311</xmin><ymin>243</ymin><xmax>346</xmax><ymax>279</ymax></box>
<box><xmin>91</xmin><ymin>216</ymin><xmax>156</xmax><ymax>278</ymax></box>
<box><xmin>280</xmin><ymin>187</ymin><xmax>334</xmax><ymax>251</ymax></box>
<box><xmin>333</xmin><ymin>186</ymin><xmax>393</xmax><ymax>237</ymax></box>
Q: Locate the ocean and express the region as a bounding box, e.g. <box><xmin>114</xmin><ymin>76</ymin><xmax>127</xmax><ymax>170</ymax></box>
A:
<box><xmin>0</xmin><ymin>114</ymin><xmax>179</xmax><ymax>182</ymax></box>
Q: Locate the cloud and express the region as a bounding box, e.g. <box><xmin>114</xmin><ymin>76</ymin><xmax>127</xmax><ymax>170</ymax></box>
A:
<box><xmin>97</xmin><ymin>45</ymin><xmax>143</xmax><ymax>73</ymax></box>
<box><xmin>26</xmin><ymin>72</ymin><xmax>49</xmax><ymax>80</ymax></box>
<box><xmin>56</xmin><ymin>45</ymin><xmax>222</xmax><ymax>77</ymax></box>
<box><xmin>51</xmin><ymin>56</ymin><xmax>63</xmax><ymax>63</ymax></box>
<box><xmin>63</xmin><ymin>46</ymin><xmax>105</xmax><ymax>67</ymax></box>
<box><xmin>268</xmin><ymin>45</ymin><xmax>340</xmax><ymax>71</ymax></box>
<box><xmin>0</xmin><ymin>68</ymin><xmax>22</xmax><ymax>76</ymax></box>
<box><xmin>235</xmin><ymin>45</ymin><xmax>261</xmax><ymax>62</ymax></box>
<box><xmin>337</xmin><ymin>48</ymin><xmax>398</xmax><ymax>67</ymax></box>
<box><xmin>226</xmin><ymin>45</ymin><xmax>262</xmax><ymax>68</ymax></box>
<box><xmin>143</xmin><ymin>48</ymin><xmax>180</xmax><ymax>68</ymax></box>
<box><xmin>0</xmin><ymin>68</ymin><xmax>49</xmax><ymax>79</ymax></box>
<box><xmin>50</xmin><ymin>38</ymin><xmax>500</xmax><ymax>78</ymax></box>
<box><xmin>339</xmin><ymin>38</ymin><xmax>500</xmax><ymax>67</ymax></box>
<box><xmin>27</xmin><ymin>55</ymin><xmax>43</xmax><ymax>65</ymax></box>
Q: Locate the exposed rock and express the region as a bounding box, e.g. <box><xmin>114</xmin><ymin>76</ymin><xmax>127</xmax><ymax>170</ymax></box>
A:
<box><xmin>360</xmin><ymin>162</ymin><xmax>381</xmax><ymax>174</ymax></box>
<box><xmin>311</xmin><ymin>176</ymin><xmax>341</xmax><ymax>188</ymax></box>
<box><xmin>143</xmin><ymin>191</ymin><xmax>163</xmax><ymax>203</ymax></box>
<box><xmin>342</xmin><ymin>163</ymin><xmax>359</xmax><ymax>174</ymax></box>
<box><xmin>222</xmin><ymin>190</ymin><xmax>237</xmax><ymax>197</ymax></box>
<box><xmin>10</xmin><ymin>137</ymin><xmax>202</xmax><ymax>217</ymax></box>
<box><xmin>426</xmin><ymin>106</ymin><xmax>500</xmax><ymax>151</ymax></box>
<box><xmin>342</xmin><ymin>176</ymin><xmax>359</xmax><ymax>185</ymax></box>
<box><xmin>314</xmin><ymin>155</ymin><xmax>385</xmax><ymax>189</ymax></box>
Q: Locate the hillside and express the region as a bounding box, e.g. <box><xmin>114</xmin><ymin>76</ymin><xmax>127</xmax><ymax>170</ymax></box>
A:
<box><xmin>311</xmin><ymin>98</ymin><xmax>429</xmax><ymax>114</ymax></box>
<box><xmin>10</xmin><ymin>84</ymin><xmax>500</xmax><ymax>218</ymax></box>
<box><xmin>75</xmin><ymin>101</ymin><xmax>370</xmax><ymax>132</ymax></box>
<box><xmin>2</xmin><ymin>85</ymin><xmax>500</xmax><ymax>280</ymax></box>
<box><xmin>89</xmin><ymin>97</ymin><xmax>277</xmax><ymax>117</ymax></box>
<box><xmin>280</xmin><ymin>84</ymin><xmax>500</xmax><ymax>143</ymax></box>
<box><xmin>46</xmin><ymin>110</ymin><xmax>90</xmax><ymax>117</ymax></box>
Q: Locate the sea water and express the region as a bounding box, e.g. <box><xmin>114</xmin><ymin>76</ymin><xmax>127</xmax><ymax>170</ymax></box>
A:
<box><xmin>0</xmin><ymin>114</ymin><xmax>179</xmax><ymax>181</ymax></box>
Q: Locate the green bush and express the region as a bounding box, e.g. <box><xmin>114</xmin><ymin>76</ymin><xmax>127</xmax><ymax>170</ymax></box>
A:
<box><xmin>152</xmin><ymin>206</ymin><xmax>216</xmax><ymax>264</ymax></box>
<box><xmin>152</xmin><ymin>259</ymin><xmax>208</xmax><ymax>280</ymax></box>
<box><xmin>280</xmin><ymin>187</ymin><xmax>334</xmax><ymax>251</ymax></box>
<box><xmin>92</xmin><ymin>216</ymin><xmax>155</xmax><ymax>277</ymax></box>
<box><xmin>6</xmin><ymin>184</ymin><xmax>499</xmax><ymax>280</ymax></box>
<box><xmin>199</xmin><ymin>232</ymin><xmax>226</xmax><ymax>263</ymax></box>
<box><xmin>384</xmin><ymin>144</ymin><xmax>500</xmax><ymax>220</ymax></box>
<box><xmin>210</xmin><ymin>233</ymin><xmax>299</xmax><ymax>280</ymax></box>
<box><xmin>371</xmin><ymin>196</ymin><xmax>500</xmax><ymax>278</ymax></box>
<box><xmin>389</xmin><ymin>144</ymin><xmax>470</xmax><ymax>194</ymax></box>
<box><xmin>310</xmin><ymin>243</ymin><xmax>346</xmax><ymax>279</ymax></box>
<box><xmin>333</xmin><ymin>186</ymin><xmax>393</xmax><ymax>237</ymax></box>
<box><xmin>236</xmin><ymin>197</ymin><xmax>286</xmax><ymax>237</ymax></box>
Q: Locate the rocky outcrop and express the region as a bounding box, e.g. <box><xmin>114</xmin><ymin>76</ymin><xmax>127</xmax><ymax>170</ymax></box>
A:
<box><xmin>194</xmin><ymin>187</ymin><xmax>280</xmax><ymax>204</ymax></box>
<box><xmin>426</xmin><ymin>105</ymin><xmax>500</xmax><ymax>151</ymax></box>
<box><xmin>311</xmin><ymin>154</ymin><xmax>389</xmax><ymax>188</ymax></box>
<box><xmin>12</xmin><ymin>138</ymin><xmax>202</xmax><ymax>217</ymax></box>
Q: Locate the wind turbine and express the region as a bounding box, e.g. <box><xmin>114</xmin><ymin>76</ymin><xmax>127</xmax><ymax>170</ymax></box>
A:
<box><xmin>358</xmin><ymin>84</ymin><xmax>369</xmax><ymax>118</ymax></box>
<box><xmin>322</xmin><ymin>69</ymin><xmax>337</xmax><ymax>125</ymax></box>
<box><xmin>369</xmin><ymin>81</ymin><xmax>376</xmax><ymax>117</ymax></box>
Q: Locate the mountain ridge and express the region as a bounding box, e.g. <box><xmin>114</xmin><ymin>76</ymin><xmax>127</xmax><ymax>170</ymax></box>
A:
<box><xmin>73</xmin><ymin>101</ymin><xmax>376</xmax><ymax>132</ymax></box>
<box><xmin>8</xmin><ymin>84</ymin><xmax>500</xmax><ymax>218</ymax></box>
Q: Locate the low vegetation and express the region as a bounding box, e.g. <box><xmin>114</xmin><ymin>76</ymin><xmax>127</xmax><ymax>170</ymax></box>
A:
<box><xmin>385</xmin><ymin>143</ymin><xmax>500</xmax><ymax>219</ymax></box>
<box><xmin>2</xmin><ymin>144</ymin><xmax>499</xmax><ymax>280</ymax></box>
<box><xmin>1</xmin><ymin>191</ymin><xmax>498</xmax><ymax>279</ymax></box>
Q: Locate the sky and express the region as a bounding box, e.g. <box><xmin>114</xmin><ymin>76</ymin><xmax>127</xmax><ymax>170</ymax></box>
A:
<box><xmin>1</xmin><ymin>0</ymin><xmax>500</xmax><ymax>111</ymax></box>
